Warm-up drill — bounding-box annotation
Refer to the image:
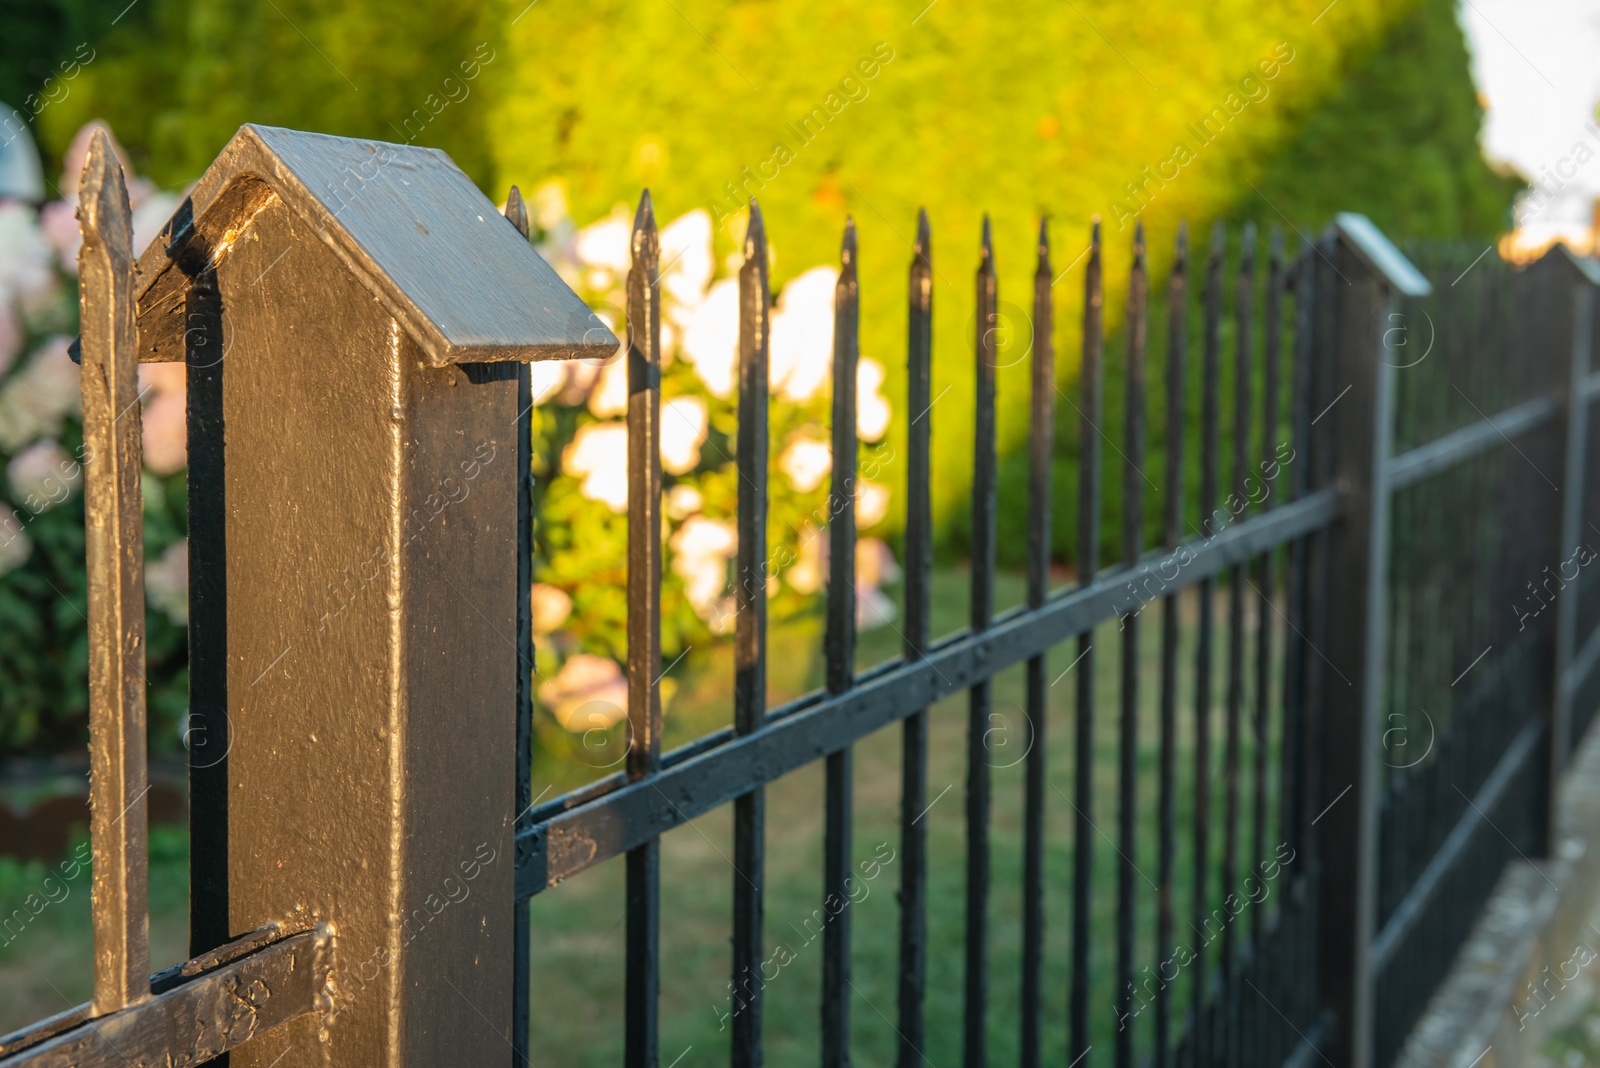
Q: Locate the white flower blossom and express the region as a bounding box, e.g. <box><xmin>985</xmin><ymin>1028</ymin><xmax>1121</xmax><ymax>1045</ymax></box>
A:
<box><xmin>538</xmin><ymin>653</ymin><xmax>628</xmax><ymax>731</ymax></box>
<box><xmin>682</xmin><ymin>278</ymin><xmax>740</xmax><ymax>397</ymax></box>
<box><xmin>145</xmin><ymin>540</ymin><xmax>189</xmax><ymax>624</ymax></box>
<box><xmin>0</xmin><ymin>507</ymin><xmax>31</xmax><ymax>576</ymax></box>
<box><xmin>661</xmin><ymin>396</ymin><xmax>708</xmax><ymax>475</ymax></box>
<box><xmin>587</xmin><ymin>357</ymin><xmax>629</xmax><ymax>417</ymax></box>
<box><xmin>660</xmin><ymin>210</ymin><xmax>714</xmax><ymax>319</ymax></box>
<box><xmin>670</xmin><ymin>516</ymin><xmax>737</xmax><ymax>616</ymax></box>
<box><xmin>574</xmin><ymin>212</ymin><xmax>633</xmax><ymax>273</ymax></box>
<box><xmin>563</xmin><ymin>423</ymin><xmax>629</xmax><ymax>511</ymax></box>
<box><xmin>530</xmin><ymin>583</ymin><xmax>573</xmax><ymax>635</ymax></box>
<box><xmin>667</xmin><ymin>484</ymin><xmax>704</xmax><ymax>518</ymax></box>
<box><xmin>780</xmin><ymin>437</ymin><xmax>831</xmax><ymax>493</ymax></box>
<box><xmin>0</xmin><ymin>338</ymin><xmax>80</xmax><ymax>452</ymax></box>
<box><xmin>787</xmin><ymin>527</ymin><xmax>824</xmax><ymax>594</ymax></box>
<box><xmin>857</xmin><ymin>358</ymin><xmax>891</xmax><ymax>441</ymax></box>
<box><xmin>8</xmin><ymin>440</ymin><xmax>79</xmax><ymax>512</ymax></box>
<box><xmin>529</xmin><ymin>360</ymin><xmax>566</xmax><ymax>405</ymax></box>
<box><xmin>770</xmin><ymin>267</ymin><xmax>838</xmax><ymax>403</ymax></box>
<box><xmin>856</xmin><ymin>479</ymin><xmax>890</xmax><ymax>528</ymax></box>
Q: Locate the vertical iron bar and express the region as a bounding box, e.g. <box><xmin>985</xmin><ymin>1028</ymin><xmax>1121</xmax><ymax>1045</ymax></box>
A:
<box><xmin>1156</xmin><ymin>223</ymin><xmax>1188</xmax><ymax>1068</ymax></box>
<box><xmin>625</xmin><ymin>192</ymin><xmax>663</xmax><ymax>1068</ymax></box>
<box><xmin>733</xmin><ymin>203</ymin><xmax>772</xmax><ymax>1067</ymax></box>
<box><xmin>78</xmin><ymin>128</ymin><xmax>150</xmax><ymax>1015</ymax></box>
<box><xmin>1021</xmin><ymin>220</ymin><xmax>1055</xmax><ymax>1068</ymax></box>
<box><xmin>823</xmin><ymin>219</ymin><xmax>860</xmax><ymax>1068</ymax></box>
<box><xmin>1283</xmin><ymin>240</ymin><xmax>1316</xmax><ymax>872</ymax></box>
<box><xmin>1222</xmin><ymin>222</ymin><xmax>1255</xmax><ymax>1068</ymax></box>
<box><xmin>1069</xmin><ymin>219</ymin><xmax>1103</xmax><ymax>1065</ymax></box>
<box><xmin>966</xmin><ymin>216</ymin><xmax>998</xmax><ymax>1068</ymax></box>
<box><xmin>1253</xmin><ymin>229</ymin><xmax>1283</xmax><ymax>950</ymax></box>
<box><xmin>898</xmin><ymin>210</ymin><xmax>934</xmax><ymax>1068</ymax></box>
<box><xmin>1116</xmin><ymin>223</ymin><xmax>1148</xmax><ymax>1068</ymax></box>
<box><xmin>504</xmin><ymin>186</ymin><xmax>535</xmax><ymax>1068</ymax></box>
<box><xmin>1193</xmin><ymin>221</ymin><xmax>1225</xmax><ymax>1064</ymax></box>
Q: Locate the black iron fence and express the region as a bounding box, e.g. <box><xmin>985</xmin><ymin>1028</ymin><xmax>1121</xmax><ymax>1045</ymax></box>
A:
<box><xmin>3</xmin><ymin>126</ymin><xmax>1599</xmax><ymax>1068</ymax></box>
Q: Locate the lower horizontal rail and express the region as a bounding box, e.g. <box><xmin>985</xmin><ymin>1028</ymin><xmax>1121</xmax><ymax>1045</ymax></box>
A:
<box><xmin>517</xmin><ymin>489</ymin><xmax>1338</xmax><ymax>898</ymax></box>
<box><xmin>0</xmin><ymin>925</ymin><xmax>329</xmax><ymax>1067</ymax></box>
<box><xmin>1369</xmin><ymin>716</ymin><xmax>1543</xmax><ymax>973</ymax></box>
<box><xmin>1388</xmin><ymin>395</ymin><xmax>1558</xmax><ymax>491</ymax></box>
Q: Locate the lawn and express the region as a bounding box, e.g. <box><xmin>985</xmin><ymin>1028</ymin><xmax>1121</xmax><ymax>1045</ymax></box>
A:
<box><xmin>0</xmin><ymin>565</ymin><xmax>1291</xmax><ymax>1067</ymax></box>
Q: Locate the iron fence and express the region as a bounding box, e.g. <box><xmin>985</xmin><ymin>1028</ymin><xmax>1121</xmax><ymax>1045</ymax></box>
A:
<box><xmin>1</xmin><ymin>126</ymin><xmax>1599</xmax><ymax>1068</ymax></box>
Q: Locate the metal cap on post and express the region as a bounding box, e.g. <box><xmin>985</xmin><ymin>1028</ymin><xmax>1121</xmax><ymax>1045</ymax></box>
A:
<box><xmin>128</xmin><ymin>125</ymin><xmax>615</xmax><ymax>1068</ymax></box>
<box><xmin>1317</xmin><ymin>212</ymin><xmax>1430</xmax><ymax>1068</ymax></box>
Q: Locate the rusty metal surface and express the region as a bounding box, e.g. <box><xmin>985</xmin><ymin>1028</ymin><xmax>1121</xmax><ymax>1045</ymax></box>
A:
<box><xmin>128</xmin><ymin>124</ymin><xmax>617</xmax><ymax>368</ymax></box>
<box><xmin>0</xmin><ymin>926</ymin><xmax>330</xmax><ymax>1068</ymax></box>
<box><xmin>76</xmin><ymin>128</ymin><xmax>151</xmax><ymax>1016</ymax></box>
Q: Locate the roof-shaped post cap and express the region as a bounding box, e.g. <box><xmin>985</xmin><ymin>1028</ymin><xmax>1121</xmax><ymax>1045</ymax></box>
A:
<box><xmin>130</xmin><ymin>124</ymin><xmax>618</xmax><ymax>367</ymax></box>
<box><xmin>1332</xmin><ymin>212</ymin><xmax>1433</xmax><ymax>298</ymax></box>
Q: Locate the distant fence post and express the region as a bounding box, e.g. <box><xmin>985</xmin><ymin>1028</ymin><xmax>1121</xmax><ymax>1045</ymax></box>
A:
<box><xmin>1314</xmin><ymin>214</ymin><xmax>1431</xmax><ymax>1068</ymax></box>
<box><xmin>1526</xmin><ymin>246</ymin><xmax>1600</xmax><ymax>852</ymax></box>
<box><xmin>131</xmin><ymin>126</ymin><xmax>614</xmax><ymax>1067</ymax></box>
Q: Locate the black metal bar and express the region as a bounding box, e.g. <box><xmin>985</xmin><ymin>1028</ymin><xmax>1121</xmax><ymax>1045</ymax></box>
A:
<box><xmin>1021</xmin><ymin>219</ymin><xmax>1054</xmax><ymax>1068</ymax></box>
<box><xmin>1115</xmin><ymin>222</ymin><xmax>1147</xmax><ymax>1068</ymax></box>
<box><xmin>823</xmin><ymin>219</ymin><xmax>860</xmax><ymax>1068</ymax></box>
<box><xmin>1156</xmin><ymin>222</ymin><xmax>1188</xmax><ymax>1068</ymax></box>
<box><xmin>517</xmin><ymin>492</ymin><xmax>1339</xmax><ymax>898</ymax></box>
<box><xmin>503</xmin><ymin>185</ymin><xmax>535</xmax><ymax>1068</ymax></box>
<box><xmin>898</xmin><ymin>209</ymin><xmax>934</xmax><ymax>1068</ymax></box>
<box><xmin>732</xmin><ymin>203</ymin><xmax>771</xmax><ymax>1067</ymax></box>
<box><xmin>1281</xmin><ymin>239</ymin><xmax>1316</xmax><ymax>876</ymax></box>
<box><xmin>1368</xmin><ymin>717</ymin><xmax>1543</xmax><ymax>973</ymax></box>
<box><xmin>1193</xmin><ymin>221</ymin><xmax>1224</xmax><ymax>1064</ymax></box>
<box><xmin>1386</xmin><ymin>394</ymin><xmax>1558</xmax><ymax>489</ymax></box>
<box><xmin>624</xmin><ymin>191</ymin><xmax>663</xmax><ymax>1068</ymax></box>
<box><xmin>966</xmin><ymin>216</ymin><xmax>998</xmax><ymax>1068</ymax></box>
<box><xmin>1069</xmin><ymin>219</ymin><xmax>1103</xmax><ymax>1066</ymax></box>
<box><xmin>1222</xmin><ymin>221</ymin><xmax>1255</xmax><ymax>1067</ymax></box>
<box><xmin>1253</xmin><ymin>229</ymin><xmax>1282</xmax><ymax>954</ymax></box>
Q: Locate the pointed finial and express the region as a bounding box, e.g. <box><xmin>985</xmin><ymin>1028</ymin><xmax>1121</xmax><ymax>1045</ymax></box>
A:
<box><xmin>1210</xmin><ymin>219</ymin><xmax>1226</xmax><ymax>262</ymax></box>
<box><xmin>632</xmin><ymin>189</ymin><xmax>658</xmax><ymax>264</ymax></box>
<box><xmin>915</xmin><ymin>207</ymin><xmax>931</xmax><ymax>259</ymax></box>
<box><xmin>1091</xmin><ymin>214</ymin><xmax>1101</xmax><ymax>247</ymax></box>
<box><xmin>1036</xmin><ymin>217</ymin><xmax>1051</xmax><ymax>277</ymax></box>
<box><xmin>979</xmin><ymin>214</ymin><xmax>994</xmax><ymax>273</ymax></box>
<box><xmin>841</xmin><ymin>215</ymin><xmax>857</xmax><ymax>272</ymax></box>
<box><xmin>634</xmin><ymin>189</ymin><xmax>657</xmax><ymax>233</ymax></box>
<box><xmin>745</xmin><ymin>199</ymin><xmax>766</xmax><ymax>261</ymax></box>
<box><xmin>1132</xmin><ymin>219</ymin><xmax>1146</xmax><ymax>269</ymax></box>
<box><xmin>1269</xmin><ymin>224</ymin><xmax>1283</xmax><ymax>264</ymax></box>
<box><xmin>504</xmin><ymin>185</ymin><xmax>530</xmax><ymax>239</ymax></box>
<box><xmin>1240</xmin><ymin>220</ymin><xmax>1257</xmax><ymax>271</ymax></box>
<box><xmin>1174</xmin><ymin>221</ymin><xmax>1189</xmax><ymax>273</ymax></box>
<box><xmin>78</xmin><ymin>128</ymin><xmax>133</xmax><ymax>267</ymax></box>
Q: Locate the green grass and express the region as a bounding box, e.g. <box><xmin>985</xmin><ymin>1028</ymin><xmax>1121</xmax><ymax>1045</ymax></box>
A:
<box><xmin>526</xmin><ymin>565</ymin><xmax>1292</xmax><ymax>1065</ymax></box>
<box><xmin>0</xmin><ymin>566</ymin><xmax>1293</xmax><ymax>1064</ymax></box>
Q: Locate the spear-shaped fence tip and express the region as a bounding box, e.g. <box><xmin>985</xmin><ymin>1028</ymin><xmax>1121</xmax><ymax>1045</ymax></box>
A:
<box><xmin>1037</xmin><ymin>217</ymin><xmax>1051</xmax><ymax>276</ymax></box>
<box><xmin>79</xmin><ymin>129</ymin><xmax>133</xmax><ymax>264</ymax></box>
<box><xmin>504</xmin><ymin>185</ymin><xmax>530</xmax><ymax>239</ymax></box>
<box><xmin>1133</xmin><ymin>219</ymin><xmax>1146</xmax><ymax>266</ymax></box>
<box><xmin>842</xmin><ymin>215</ymin><xmax>858</xmax><ymax>270</ymax></box>
<box><xmin>1241</xmin><ymin>220</ymin><xmax>1257</xmax><ymax>270</ymax></box>
<box><xmin>634</xmin><ymin>189</ymin><xmax>656</xmax><ymax>233</ymax></box>
<box><xmin>1210</xmin><ymin>218</ymin><xmax>1226</xmax><ymax>259</ymax></box>
<box><xmin>745</xmin><ymin>199</ymin><xmax>766</xmax><ymax>258</ymax></box>
<box><xmin>1175</xmin><ymin>221</ymin><xmax>1190</xmax><ymax>271</ymax></box>
<box><xmin>979</xmin><ymin>214</ymin><xmax>994</xmax><ymax>272</ymax></box>
<box><xmin>1090</xmin><ymin>215</ymin><xmax>1102</xmax><ymax>245</ymax></box>
<box><xmin>632</xmin><ymin>190</ymin><xmax>658</xmax><ymax>264</ymax></box>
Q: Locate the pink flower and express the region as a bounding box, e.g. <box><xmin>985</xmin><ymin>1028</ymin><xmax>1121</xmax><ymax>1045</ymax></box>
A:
<box><xmin>145</xmin><ymin>540</ymin><xmax>188</xmax><ymax>624</ymax></box>
<box><xmin>142</xmin><ymin>390</ymin><xmax>186</xmax><ymax>475</ymax></box>
<box><xmin>38</xmin><ymin>201</ymin><xmax>81</xmax><ymax>273</ymax></box>
<box><xmin>7</xmin><ymin>440</ymin><xmax>79</xmax><ymax>513</ymax></box>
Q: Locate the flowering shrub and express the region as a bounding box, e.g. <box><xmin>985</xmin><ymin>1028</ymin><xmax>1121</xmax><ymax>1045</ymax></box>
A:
<box><xmin>0</xmin><ymin>123</ymin><xmax>189</xmax><ymax>755</ymax></box>
<box><xmin>522</xmin><ymin>182</ymin><xmax>899</xmax><ymax>739</ymax></box>
<box><xmin>0</xmin><ymin>123</ymin><xmax>900</xmax><ymax>759</ymax></box>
